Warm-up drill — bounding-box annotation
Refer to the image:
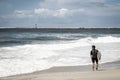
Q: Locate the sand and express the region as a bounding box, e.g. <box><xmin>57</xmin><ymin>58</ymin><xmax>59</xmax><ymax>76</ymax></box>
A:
<box><xmin>1</xmin><ymin>69</ymin><xmax>120</xmax><ymax>80</ymax></box>
<box><xmin>0</xmin><ymin>61</ymin><xmax>120</xmax><ymax>80</ymax></box>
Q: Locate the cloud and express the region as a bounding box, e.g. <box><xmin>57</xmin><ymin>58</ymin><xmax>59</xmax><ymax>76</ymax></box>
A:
<box><xmin>34</xmin><ymin>8</ymin><xmax>69</xmax><ymax>17</ymax></box>
<box><xmin>34</xmin><ymin>8</ymin><xmax>49</xmax><ymax>14</ymax></box>
<box><xmin>54</xmin><ymin>8</ymin><xmax>69</xmax><ymax>17</ymax></box>
<box><xmin>14</xmin><ymin>10</ymin><xmax>33</xmax><ymax>18</ymax></box>
<box><xmin>0</xmin><ymin>0</ymin><xmax>120</xmax><ymax>27</ymax></box>
<box><xmin>6</xmin><ymin>0</ymin><xmax>120</xmax><ymax>18</ymax></box>
<box><xmin>34</xmin><ymin>8</ymin><xmax>85</xmax><ymax>17</ymax></box>
<box><xmin>10</xmin><ymin>8</ymin><xmax>85</xmax><ymax>18</ymax></box>
<box><xmin>37</xmin><ymin>0</ymin><xmax>120</xmax><ymax>17</ymax></box>
<box><xmin>3</xmin><ymin>0</ymin><xmax>120</xmax><ymax>19</ymax></box>
<box><xmin>39</xmin><ymin>0</ymin><xmax>106</xmax><ymax>9</ymax></box>
<box><xmin>40</xmin><ymin>0</ymin><xmax>105</xmax><ymax>5</ymax></box>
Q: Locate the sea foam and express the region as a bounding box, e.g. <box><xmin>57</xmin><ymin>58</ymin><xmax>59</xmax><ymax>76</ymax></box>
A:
<box><xmin>0</xmin><ymin>36</ymin><xmax>120</xmax><ymax>77</ymax></box>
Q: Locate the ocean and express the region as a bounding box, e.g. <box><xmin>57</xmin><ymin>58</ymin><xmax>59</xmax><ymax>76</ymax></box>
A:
<box><xmin>0</xmin><ymin>28</ymin><xmax>120</xmax><ymax>77</ymax></box>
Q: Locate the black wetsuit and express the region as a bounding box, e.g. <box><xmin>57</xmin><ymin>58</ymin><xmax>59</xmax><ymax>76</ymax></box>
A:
<box><xmin>90</xmin><ymin>49</ymin><xmax>98</xmax><ymax>64</ymax></box>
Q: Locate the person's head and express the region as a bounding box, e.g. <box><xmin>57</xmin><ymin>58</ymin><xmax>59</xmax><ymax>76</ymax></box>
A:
<box><xmin>92</xmin><ymin>45</ymin><xmax>95</xmax><ymax>50</ymax></box>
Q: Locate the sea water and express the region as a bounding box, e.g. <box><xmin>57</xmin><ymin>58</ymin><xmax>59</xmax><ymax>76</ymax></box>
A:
<box><xmin>0</xmin><ymin>28</ymin><xmax>120</xmax><ymax>77</ymax></box>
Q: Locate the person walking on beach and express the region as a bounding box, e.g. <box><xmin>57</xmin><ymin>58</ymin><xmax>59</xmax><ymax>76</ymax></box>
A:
<box><xmin>90</xmin><ymin>45</ymin><xmax>101</xmax><ymax>71</ymax></box>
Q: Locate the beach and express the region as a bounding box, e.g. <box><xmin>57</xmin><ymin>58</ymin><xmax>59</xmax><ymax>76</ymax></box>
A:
<box><xmin>0</xmin><ymin>0</ymin><xmax>120</xmax><ymax>79</ymax></box>
<box><xmin>0</xmin><ymin>28</ymin><xmax>120</xmax><ymax>79</ymax></box>
<box><xmin>1</xmin><ymin>61</ymin><xmax>120</xmax><ymax>80</ymax></box>
<box><xmin>1</xmin><ymin>69</ymin><xmax>120</xmax><ymax>80</ymax></box>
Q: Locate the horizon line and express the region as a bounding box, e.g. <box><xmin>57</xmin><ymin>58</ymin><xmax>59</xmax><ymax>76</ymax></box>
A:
<box><xmin>0</xmin><ymin>27</ymin><xmax>120</xmax><ymax>29</ymax></box>
<box><xmin>0</xmin><ymin>26</ymin><xmax>120</xmax><ymax>29</ymax></box>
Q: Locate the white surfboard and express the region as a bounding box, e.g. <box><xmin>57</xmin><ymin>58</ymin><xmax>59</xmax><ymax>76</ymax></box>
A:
<box><xmin>97</xmin><ymin>51</ymin><xmax>101</xmax><ymax>61</ymax></box>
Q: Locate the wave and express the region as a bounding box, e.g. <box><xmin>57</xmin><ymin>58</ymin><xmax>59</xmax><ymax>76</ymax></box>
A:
<box><xmin>81</xmin><ymin>36</ymin><xmax>120</xmax><ymax>45</ymax></box>
<box><xmin>0</xmin><ymin>36</ymin><xmax>120</xmax><ymax>77</ymax></box>
<box><xmin>1</xmin><ymin>34</ymin><xmax>120</xmax><ymax>46</ymax></box>
<box><xmin>49</xmin><ymin>36</ymin><xmax>120</xmax><ymax>51</ymax></box>
<box><xmin>0</xmin><ymin>40</ymin><xmax>25</xmax><ymax>44</ymax></box>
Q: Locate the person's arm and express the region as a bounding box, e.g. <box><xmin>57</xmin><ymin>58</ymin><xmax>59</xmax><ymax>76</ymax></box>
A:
<box><xmin>90</xmin><ymin>51</ymin><xmax>93</xmax><ymax>59</ymax></box>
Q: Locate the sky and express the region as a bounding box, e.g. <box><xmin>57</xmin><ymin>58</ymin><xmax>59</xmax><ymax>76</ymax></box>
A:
<box><xmin>0</xmin><ymin>0</ymin><xmax>120</xmax><ymax>28</ymax></box>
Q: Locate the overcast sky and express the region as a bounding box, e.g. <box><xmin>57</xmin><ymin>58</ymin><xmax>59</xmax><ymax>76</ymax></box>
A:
<box><xmin>0</xmin><ymin>0</ymin><xmax>120</xmax><ymax>28</ymax></box>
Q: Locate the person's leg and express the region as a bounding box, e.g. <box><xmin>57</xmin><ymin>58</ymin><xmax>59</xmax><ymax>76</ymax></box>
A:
<box><xmin>92</xmin><ymin>58</ymin><xmax>95</xmax><ymax>71</ymax></box>
<box><xmin>96</xmin><ymin>58</ymin><xmax>98</xmax><ymax>70</ymax></box>
<box><xmin>96</xmin><ymin>63</ymin><xmax>98</xmax><ymax>70</ymax></box>
<box><xmin>92</xmin><ymin>63</ymin><xmax>95</xmax><ymax>71</ymax></box>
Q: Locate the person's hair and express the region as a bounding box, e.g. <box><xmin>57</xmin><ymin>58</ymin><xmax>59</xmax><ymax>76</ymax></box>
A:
<box><xmin>92</xmin><ymin>45</ymin><xmax>95</xmax><ymax>48</ymax></box>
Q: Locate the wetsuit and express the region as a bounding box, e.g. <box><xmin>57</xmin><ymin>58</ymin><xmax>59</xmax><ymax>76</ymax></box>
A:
<box><xmin>90</xmin><ymin>49</ymin><xmax>98</xmax><ymax>64</ymax></box>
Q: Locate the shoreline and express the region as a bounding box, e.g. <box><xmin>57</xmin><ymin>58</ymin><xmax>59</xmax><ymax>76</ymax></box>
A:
<box><xmin>0</xmin><ymin>60</ymin><xmax>120</xmax><ymax>80</ymax></box>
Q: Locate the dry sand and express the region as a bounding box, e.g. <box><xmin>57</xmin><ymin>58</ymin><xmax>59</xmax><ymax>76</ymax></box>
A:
<box><xmin>0</xmin><ymin>61</ymin><xmax>120</xmax><ymax>80</ymax></box>
<box><xmin>1</xmin><ymin>69</ymin><xmax>120</xmax><ymax>80</ymax></box>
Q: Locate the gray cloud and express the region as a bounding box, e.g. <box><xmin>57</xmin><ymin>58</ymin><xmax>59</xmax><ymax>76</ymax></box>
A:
<box><xmin>0</xmin><ymin>0</ymin><xmax>120</xmax><ymax>28</ymax></box>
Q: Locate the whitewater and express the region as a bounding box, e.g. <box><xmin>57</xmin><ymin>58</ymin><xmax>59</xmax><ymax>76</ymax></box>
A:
<box><xmin>0</xmin><ymin>29</ymin><xmax>120</xmax><ymax>77</ymax></box>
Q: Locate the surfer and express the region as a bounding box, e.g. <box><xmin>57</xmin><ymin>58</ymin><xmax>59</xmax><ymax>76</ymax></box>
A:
<box><xmin>90</xmin><ymin>45</ymin><xmax>101</xmax><ymax>71</ymax></box>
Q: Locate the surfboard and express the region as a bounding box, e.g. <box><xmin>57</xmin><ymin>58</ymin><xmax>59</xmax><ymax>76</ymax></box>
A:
<box><xmin>97</xmin><ymin>51</ymin><xmax>101</xmax><ymax>60</ymax></box>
